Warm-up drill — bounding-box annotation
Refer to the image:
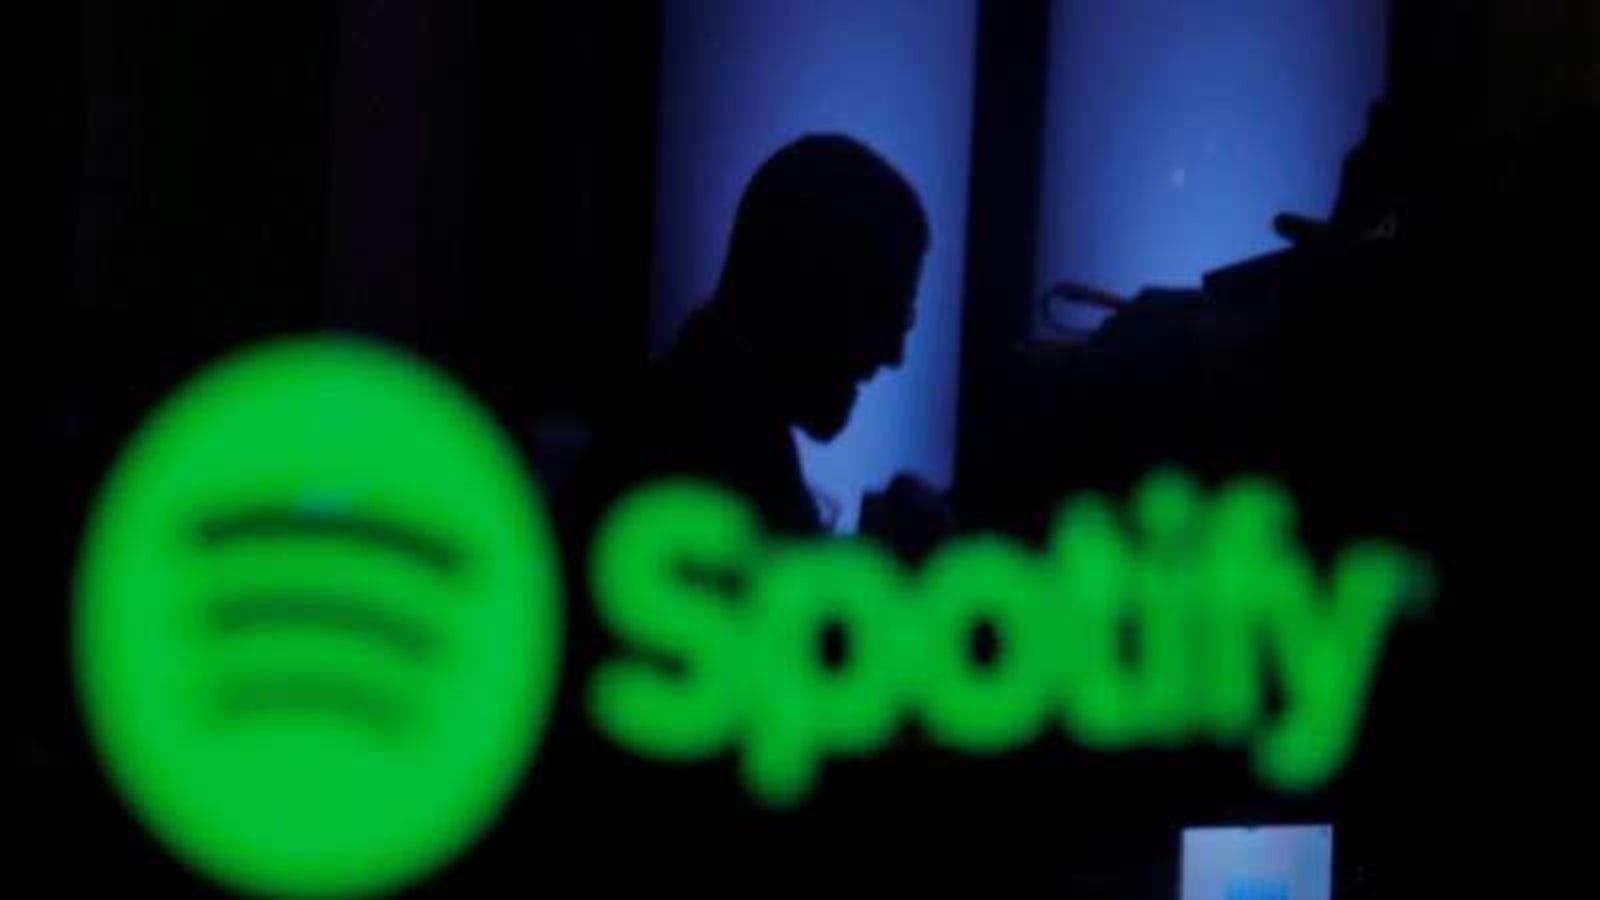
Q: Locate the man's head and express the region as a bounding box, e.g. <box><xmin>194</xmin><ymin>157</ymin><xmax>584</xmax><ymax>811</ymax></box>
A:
<box><xmin>716</xmin><ymin>134</ymin><xmax>928</xmax><ymax>441</ymax></box>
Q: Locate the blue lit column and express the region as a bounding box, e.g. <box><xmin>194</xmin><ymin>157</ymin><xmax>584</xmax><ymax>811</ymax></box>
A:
<box><xmin>1034</xmin><ymin>0</ymin><xmax>1387</xmax><ymax>334</ymax></box>
<box><xmin>651</xmin><ymin>0</ymin><xmax>979</xmax><ymax>530</ymax></box>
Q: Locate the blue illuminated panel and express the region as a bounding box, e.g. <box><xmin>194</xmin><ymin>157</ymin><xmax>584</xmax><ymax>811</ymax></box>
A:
<box><xmin>1182</xmin><ymin>825</ymin><xmax>1334</xmax><ymax>900</ymax></box>
<box><xmin>1034</xmin><ymin>0</ymin><xmax>1386</xmax><ymax>334</ymax></box>
<box><xmin>651</xmin><ymin>0</ymin><xmax>979</xmax><ymax>530</ymax></box>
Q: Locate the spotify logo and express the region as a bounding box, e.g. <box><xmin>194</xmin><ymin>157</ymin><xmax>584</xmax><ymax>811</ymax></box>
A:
<box><xmin>74</xmin><ymin>337</ymin><xmax>562</xmax><ymax>898</ymax></box>
<box><xmin>74</xmin><ymin>336</ymin><xmax>1430</xmax><ymax>891</ymax></box>
<box><xmin>590</xmin><ymin>474</ymin><xmax>1430</xmax><ymax>807</ymax></box>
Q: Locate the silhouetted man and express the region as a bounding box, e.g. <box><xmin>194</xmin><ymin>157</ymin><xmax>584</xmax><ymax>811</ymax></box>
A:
<box><xmin>569</xmin><ymin>134</ymin><xmax>928</xmax><ymax>537</ymax></box>
<box><xmin>533</xmin><ymin>135</ymin><xmax>929</xmax><ymax>886</ymax></box>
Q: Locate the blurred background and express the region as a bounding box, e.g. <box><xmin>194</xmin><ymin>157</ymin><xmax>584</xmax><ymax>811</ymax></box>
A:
<box><xmin>25</xmin><ymin>1</ymin><xmax>1597</xmax><ymax>896</ymax></box>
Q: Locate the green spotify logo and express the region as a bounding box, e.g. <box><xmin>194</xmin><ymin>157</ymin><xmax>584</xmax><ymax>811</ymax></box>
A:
<box><xmin>591</xmin><ymin>473</ymin><xmax>1432</xmax><ymax>807</ymax></box>
<box><xmin>75</xmin><ymin>336</ymin><xmax>1432</xmax><ymax>892</ymax></box>
<box><xmin>74</xmin><ymin>337</ymin><xmax>562</xmax><ymax>898</ymax></box>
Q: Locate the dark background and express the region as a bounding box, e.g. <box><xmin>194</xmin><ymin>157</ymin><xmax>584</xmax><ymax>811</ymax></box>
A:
<box><xmin>24</xmin><ymin>1</ymin><xmax>1593</xmax><ymax>896</ymax></box>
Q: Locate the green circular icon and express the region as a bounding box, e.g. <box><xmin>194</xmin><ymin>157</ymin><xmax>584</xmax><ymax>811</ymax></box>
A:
<box><xmin>74</xmin><ymin>336</ymin><xmax>562</xmax><ymax>898</ymax></box>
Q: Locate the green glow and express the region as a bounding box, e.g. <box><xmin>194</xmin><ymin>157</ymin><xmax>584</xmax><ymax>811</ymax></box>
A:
<box><xmin>917</xmin><ymin>537</ymin><xmax>1054</xmax><ymax>752</ymax></box>
<box><xmin>75</xmin><ymin>337</ymin><xmax>562</xmax><ymax>898</ymax></box>
<box><xmin>590</xmin><ymin>483</ymin><xmax>755</xmax><ymax>759</ymax></box>
<box><xmin>743</xmin><ymin>540</ymin><xmax>907</xmax><ymax>804</ymax></box>
<box><xmin>589</xmin><ymin>469</ymin><xmax>1430</xmax><ymax>806</ymax></box>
